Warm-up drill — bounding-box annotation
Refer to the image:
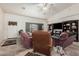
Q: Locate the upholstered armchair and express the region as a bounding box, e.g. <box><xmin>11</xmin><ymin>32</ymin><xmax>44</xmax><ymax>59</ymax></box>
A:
<box><xmin>32</xmin><ymin>31</ymin><xmax>53</xmax><ymax>56</ymax></box>
<box><xmin>20</xmin><ymin>32</ymin><xmax>32</xmax><ymax>48</ymax></box>
<box><xmin>59</xmin><ymin>32</ymin><xmax>75</xmax><ymax>48</ymax></box>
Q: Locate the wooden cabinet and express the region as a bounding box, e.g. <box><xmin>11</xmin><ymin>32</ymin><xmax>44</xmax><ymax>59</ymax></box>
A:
<box><xmin>62</xmin><ymin>20</ymin><xmax>78</xmax><ymax>42</ymax></box>
<box><xmin>48</xmin><ymin>20</ymin><xmax>79</xmax><ymax>42</ymax></box>
<box><xmin>62</xmin><ymin>21</ymin><xmax>78</xmax><ymax>33</ymax></box>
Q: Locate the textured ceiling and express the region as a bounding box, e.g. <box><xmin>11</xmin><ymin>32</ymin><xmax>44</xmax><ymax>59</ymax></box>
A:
<box><xmin>0</xmin><ymin>3</ymin><xmax>74</xmax><ymax>19</ymax></box>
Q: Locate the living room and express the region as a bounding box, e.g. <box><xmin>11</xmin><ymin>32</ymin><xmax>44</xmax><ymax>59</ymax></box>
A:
<box><xmin>0</xmin><ymin>3</ymin><xmax>79</xmax><ymax>56</ymax></box>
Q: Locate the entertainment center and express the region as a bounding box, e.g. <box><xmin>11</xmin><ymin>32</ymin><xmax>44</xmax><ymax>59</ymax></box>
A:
<box><xmin>48</xmin><ymin>20</ymin><xmax>79</xmax><ymax>42</ymax></box>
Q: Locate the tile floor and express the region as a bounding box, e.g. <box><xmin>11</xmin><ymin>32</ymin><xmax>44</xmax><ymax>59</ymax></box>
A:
<box><xmin>0</xmin><ymin>39</ymin><xmax>79</xmax><ymax>56</ymax></box>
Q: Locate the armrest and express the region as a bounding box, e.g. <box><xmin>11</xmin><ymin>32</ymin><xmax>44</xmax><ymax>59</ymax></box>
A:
<box><xmin>48</xmin><ymin>45</ymin><xmax>52</xmax><ymax>48</ymax></box>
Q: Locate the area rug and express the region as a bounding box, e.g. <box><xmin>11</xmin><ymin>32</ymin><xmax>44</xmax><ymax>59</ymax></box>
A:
<box><xmin>1</xmin><ymin>40</ymin><xmax>16</xmax><ymax>46</ymax></box>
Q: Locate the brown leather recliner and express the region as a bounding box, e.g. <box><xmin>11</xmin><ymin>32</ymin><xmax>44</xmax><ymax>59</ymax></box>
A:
<box><xmin>32</xmin><ymin>31</ymin><xmax>53</xmax><ymax>56</ymax></box>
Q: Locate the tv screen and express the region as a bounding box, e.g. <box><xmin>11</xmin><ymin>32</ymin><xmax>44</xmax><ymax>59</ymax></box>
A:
<box><xmin>53</xmin><ymin>23</ymin><xmax>62</xmax><ymax>29</ymax></box>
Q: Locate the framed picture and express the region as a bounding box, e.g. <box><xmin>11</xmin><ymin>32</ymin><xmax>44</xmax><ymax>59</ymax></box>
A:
<box><xmin>8</xmin><ymin>21</ymin><xmax>17</xmax><ymax>26</ymax></box>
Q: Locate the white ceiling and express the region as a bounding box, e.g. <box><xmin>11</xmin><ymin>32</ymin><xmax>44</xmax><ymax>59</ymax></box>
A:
<box><xmin>0</xmin><ymin>3</ymin><xmax>74</xmax><ymax>19</ymax></box>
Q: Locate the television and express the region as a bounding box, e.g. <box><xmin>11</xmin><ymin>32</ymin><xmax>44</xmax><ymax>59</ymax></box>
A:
<box><xmin>53</xmin><ymin>23</ymin><xmax>62</xmax><ymax>29</ymax></box>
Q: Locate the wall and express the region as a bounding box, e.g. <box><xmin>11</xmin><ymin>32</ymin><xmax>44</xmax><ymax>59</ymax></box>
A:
<box><xmin>0</xmin><ymin>8</ymin><xmax>4</xmax><ymax>40</ymax></box>
<box><xmin>2</xmin><ymin>4</ymin><xmax>79</xmax><ymax>39</ymax></box>
<box><xmin>48</xmin><ymin>4</ymin><xmax>79</xmax><ymax>24</ymax></box>
<box><xmin>4</xmin><ymin>13</ymin><xmax>47</xmax><ymax>38</ymax></box>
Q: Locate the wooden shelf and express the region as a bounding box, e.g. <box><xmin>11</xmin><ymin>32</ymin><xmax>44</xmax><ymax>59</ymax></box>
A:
<box><xmin>48</xmin><ymin>20</ymin><xmax>79</xmax><ymax>42</ymax></box>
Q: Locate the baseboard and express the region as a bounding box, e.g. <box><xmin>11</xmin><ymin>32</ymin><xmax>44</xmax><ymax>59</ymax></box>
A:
<box><xmin>8</xmin><ymin>37</ymin><xmax>18</xmax><ymax>39</ymax></box>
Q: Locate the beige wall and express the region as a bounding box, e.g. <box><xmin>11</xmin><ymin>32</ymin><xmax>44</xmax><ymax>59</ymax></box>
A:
<box><xmin>4</xmin><ymin>13</ymin><xmax>47</xmax><ymax>38</ymax></box>
<box><xmin>0</xmin><ymin>8</ymin><xmax>4</xmax><ymax>40</ymax></box>
<box><xmin>0</xmin><ymin>7</ymin><xmax>48</xmax><ymax>39</ymax></box>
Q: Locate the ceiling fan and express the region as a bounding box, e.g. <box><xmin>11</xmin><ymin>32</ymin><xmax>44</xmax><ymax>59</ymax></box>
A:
<box><xmin>37</xmin><ymin>3</ymin><xmax>52</xmax><ymax>15</ymax></box>
<box><xmin>37</xmin><ymin>3</ymin><xmax>51</xmax><ymax>11</ymax></box>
